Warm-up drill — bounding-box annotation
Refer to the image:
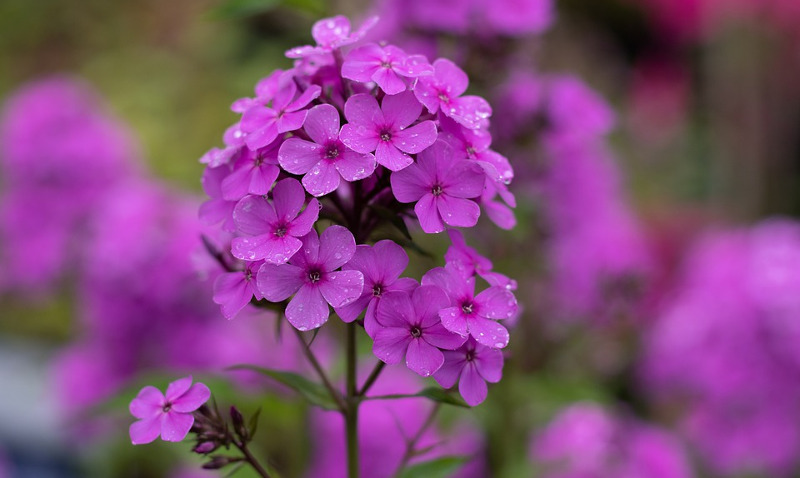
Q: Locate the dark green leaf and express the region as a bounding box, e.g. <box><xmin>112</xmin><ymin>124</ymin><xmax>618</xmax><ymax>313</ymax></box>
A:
<box><xmin>364</xmin><ymin>387</ymin><xmax>469</xmax><ymax>408</ymax></box>
<box><xmin>248</xmin><ymin>407</ymin><xmax>262</xmax><ymax>439</ymax></box>
<box><xmin>396</xmin><ymin>456</ymin><xmax>468</xmax><ymax>478</ymax></box>
<box><xmin>227</xmin><ymin>365</ymin><xmax>339</xmax><ymax>410</ymax></box>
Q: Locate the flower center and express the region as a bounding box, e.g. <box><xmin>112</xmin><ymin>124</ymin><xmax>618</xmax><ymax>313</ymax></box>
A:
<box><xmin>465</xmin><ymin>350</ymin><xmax>475</xmax><ymax>362</ymax></box>
<box><xmin>431</xmin><ymin>184</ymin><xmax>443</xmax><ymax>196</ymax></box>
<box><xmin>461</xmin><ymin>302</ymin><xmax>473</xmax><ymax>314</ymax></box>
<box><xmin>326</xmin><ymin>144</ymin><xmax>340</xmax><ymax>159</ymax></box>
<box><xmin>244</xmin><ymin>269</ymin><xmax>253</xmax><ymax>281</ymax></box>
<box><xmin>438</xmin><ymin>91</ymin><xmax>450</xmax><ymax>103</ymax></box>
<box><xmin>275</xmin><ymin>226</ymin><xmax>287</xmax><ymax>237</ymax></box>
<box><xmin>162</xmin><ymin>402</ymin><xmax>172</xmax><ymax>413</ymax></box>
<box><xmin>372</xmin><ymin>284</ymin><xmax>383</xmax><ymax>297</ymax></box>
<box><xmin>253</xmin><ymin>154</ymin><xmax>264</xmax><ymax>166</ymax></box>
<box><xmin>410</xmin><ymin>326</ymin><xmax>422</xmax><ymax>338</ymax></box>
<box><xmin>308</xmin><ymin>270</ymin><xmax>321</xmax><ymax>283</ymax></box>
<box><xmin>466</xmin><ymin>146</ymin><xmax>476</xmax><ymax>158</ymax></box>
<box><xmin>380</xmin><ymin>129</ymin><xmax>392</xmax><ymax>142</ymax></box>
<box><xmin>380</xmin><ymin>61</ymin><xmax>392</xmax><ymax>69</ymax></box>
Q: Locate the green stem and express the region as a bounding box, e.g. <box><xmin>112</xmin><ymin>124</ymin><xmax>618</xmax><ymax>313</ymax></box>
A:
<box><xmin>357</xmin><ymin>360</ymin><xmax>385</xmax><ymax>396</ymax></box>
<box><xmin>345</xmin><ymin>322</ymin><xmax>360</xmax><ymax>478</ymax></box>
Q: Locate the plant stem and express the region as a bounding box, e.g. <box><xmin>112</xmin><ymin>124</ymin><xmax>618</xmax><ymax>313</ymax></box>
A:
<box><xmin>393</xmin><ymin>403</ymin><xmax>441</xmax><ymax>477</ymax></box>
<box><xmin>357</xmin><ymin>360</ymin><xmax>385</xmax><ymax>396</ymax></box>
<box><xmin>292</xmin><ymin>327</ymin><xmax>347</xmax><ymax>411</ymax></box>
<box><xmin>234</xmin><ymin>439</ymin><xmax>272</xmax><ymax>478</ymax></box>
<box><xmin>345</xmin><ymin>322</ymin><xmax>360</xmax><ymax>478</ymax></box>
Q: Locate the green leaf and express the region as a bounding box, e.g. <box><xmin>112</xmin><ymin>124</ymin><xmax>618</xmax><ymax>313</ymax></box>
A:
<box><xmin>396</xmin><ymin>456</ymin><xmax>468</xmax><ymax>478</ymax></box>
<box><xmin>365</xmin><ymin>387</ymin><xmax>469</xmax><ymax>408</ymax></box>
<box><xmin>248</xmin><ymin>407</ymin><xmax>262</xmax><ymax>439</ymax></box>
<box><xmin>227</xmin><ymin>365</ymin><xmax>339</xmax><ymax>410</ymax></box>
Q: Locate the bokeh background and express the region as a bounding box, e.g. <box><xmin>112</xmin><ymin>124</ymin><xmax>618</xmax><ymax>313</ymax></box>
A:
<box><xmin>1</xmin><ymin>0</ymin><xmax>799</xmax><ymax>477</ymax></box>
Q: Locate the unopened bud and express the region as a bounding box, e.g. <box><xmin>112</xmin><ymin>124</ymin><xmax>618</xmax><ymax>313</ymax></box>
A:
<box><xmin>202</xmin><ymin>455</ymin><xmax>241</xmax><ymax>470</ymax></box>
<box><xmin>192</xmin><ymin>441</ymin><xmax>217</xmax><ymax>455</ymax></box>
<box><xmin>230</xmin><ymin>406</ymin><xmax>248</xmax><ymax>441</ymax></box>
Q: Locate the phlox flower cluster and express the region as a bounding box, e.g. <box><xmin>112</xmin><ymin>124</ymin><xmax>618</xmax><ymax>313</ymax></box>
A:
<box><xmin>531</xmin><ymin>402</ymin><xmax>693</xmax><ymax>478</ymax></box>
<box><xmin>200</xmin><ymin>14</ymin><xmax>518</xmax><ymax>405</ymax></box>
<box><xmin>641</xmin><ymin>219</ymin><xmax>800</xmax><ymax>477</ymax></box>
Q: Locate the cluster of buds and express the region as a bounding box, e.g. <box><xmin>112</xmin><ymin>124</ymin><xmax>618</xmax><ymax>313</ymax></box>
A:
<box><xmin>200</xmin><ymin>15</ymin><xmax>518</xmax><ymax>406</ymax></box>
<box><xmin>191</xmin><ymin>403</ymin><xmax>261</xmax><ymax>471</ymax></box>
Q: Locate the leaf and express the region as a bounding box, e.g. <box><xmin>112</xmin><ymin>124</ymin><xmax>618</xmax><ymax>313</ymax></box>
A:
<box><xmin>365</xmin><ymin>387</ymin><xmax>469</xmax><ymax>408</ymax></box>
<box><xmin>248</xmin><ymin>407</ymin><xmax>262</xmax><ymax>439</ymax></box>
<box><xmin>396</xmin><ymin>456</ymin><xmax>468</xmax><ymax>478</ymax></box>
<box><xmin>369</xmin><ymin>204</ymin><xmax>413</xmax><ymax>240</ymax></box>
<box><xmin>227</xmin><ymin>365</ymin><xmax>339</xmax><ymax>410</ymax></box>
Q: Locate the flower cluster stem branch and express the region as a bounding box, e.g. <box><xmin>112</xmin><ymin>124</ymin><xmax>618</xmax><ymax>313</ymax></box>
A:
<box><xmin>345</xmin><ymin>321</ymin><xmax>360</xmax><ymax>478</ymax></box>
<box><xmin>292</xmin><ymin>327</ymin><xmax>347</xmax><ymax>411</ymax></box>
<box><xmin>393</xmin><ymin>403</ymin><xmax>442</xmax><ymax>477</ymax></box>
<box><xmin>357</xmin><ymin>360</ymin><xmax>385</xmax><ymax>396</ymax></box>
<box><xmin>234</xmin><ymin>439</ymin><xmax>273</xmax><ymax>478</ymax></box>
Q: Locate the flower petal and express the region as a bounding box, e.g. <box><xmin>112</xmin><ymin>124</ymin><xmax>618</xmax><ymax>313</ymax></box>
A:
<box><xmin>424</xmin><ymin>323</ymin><xmax>468</xmax><ymax>350</ymax></box>
<box><xmin>406</xmin><ymin>339</ymin><xmax>444</xmax><ymax>377</ymax></box>
<box><xmin>371</xmin><ymin>240</ymin><xmax>409</xmax><ymax>283</ymax></box>
<box><xmin>412</xmin><ymin>285</ymin><xmax>451</xmax><ymax>326</ymax></box>
<box><xmin>475</xmin><ymin>286</ymin><xmax>518</xmax><ymax>319</ymax></box>
<box><xmin>318</xmin><ymin>225</ymin><xmax>357</xmax><ymax>270</ymax></box>
<box><xmin>130</xmin><ymin>417</ymin><xmax>162</xmax><ymax>445</ymax></box>
<box><xmin>130</xmin><ymin>386</ymin><xmax>164</xmax><ymax>419</ymax></box>
<box><xmin>256</xmin><ymin>263</ymin><xmax>304</xmax><ymax>301</ymax></box>
<box><xmin>272</xmin><ymin>178</ymin><xmax>305</xmax><ymax>221</ymax></box>
<box><xmin>373</xmin><ymin>327</ymin><xmax>412</xmax><ymax>365</ymax></box>
<box><xmin>415</xmin><ymin>194</ymin><xmax>445</xmax><ymax>233</ymax></box>
<box><xmin>393</xmin><ymin>121</ymin><xmax>438</xmax><ymax>154</ymax></box>
<box><xmin>376</xmin><ymin>140</ymin><xmax>413</xmax><ymax>172</ymax></box>
<box><xmin>339</xmin><ymin>123</ymin><xmax>380</xmax><ymax>154</ymax></box>
<box><xmin>372</xmin><ymin>67</ymin><xmax>407</xmax><ymax>95</ymax></box>
<box><xmin>233</xmin><ymin>195</ymin><xmax>276</xmax><ymax>236</ymax></box>
<box><xmin>212</xmin><ymin>271</ymin><xmax>252</xmax><ymax>319</ymax></box>
<box><xmin>467</xmin><ymin>316</ymin><xmax>509</xmax><ymax>349</ymax></box>
<box><xmin>286</xmin><ymin>285</ymin><xmax>330</xmax><ymax>331</ymax></box>
<box><xmin>288</xmin><ymin>198</ymin><xmax>320</xmax><ymax>237</ymax></box>
<box><xmin>304</xmin><ymin>104</ymin><xmax>340</xmax><ymax>144</ymax></box>
<box><xmin>437</xmin><ymin>195</ymin><xmax>480</xmax><ymax>228</ymax></box>
<box><xmin>376</xmin><ymin>290</ymin><xmax>415</xmax><ymax>328</ymax></box>
<box><xmin>278</xmin><ymin>138</ymin><xmax>323</xmax><ymax>175</ymax></box>
<box><xmin>459</xmin><ymin>362</ymin><xmax>488</xmax><ymax>406</ymax></box>
<box><xmin>335</xmin><ymin>150</ymin><xmax>377</xmax><ymax>181</ymax></box>
<box><xmin>433</xmin><ymin>350</ymin><xmax>467</xmax><ymax>389</ymax></box>
<box><xmin>320</xmin><ymin>270</ymin><xmax>364</xmax><ymax>308</ymax></box>
<box><xmin>390</xmin><ymin>164</ymin><xmax>431</xmax><ymax>202</ymax></box>
<box><xmin>302</xmin><ymin>160</ymin><xmax>341</xmax><ymax>197</ymax></box>
<box><xmin>382</xmin><ymin>91</ymin><xmax>423</xmax><ymax>129</ymax></box>
<box><xmin>172</xmin><ymin>382</ymin><xmax>211</xmax><ymax>413</ymax></box>
<box><xmin>475</xmin><ymin>347</ymin><xmax>504</xmax><ymax>383</ymax></box>
<box><xmin>439</xmin><ymin>306</ymin><xmax>468</xmax><ymax>336</ymax></box>
<box><xmin>165</xmin><ymin>376</ymin><xmax>194</xmax><ymax>402</ymax></box>
<box><xmin>160</xmin><ymin>412</ymin><xmax>195</xmax><ymax>442</ymax></box>
<box><xmin>343</xmin><ymin>93</ymin><xmax>384</xmax><ymax>128</ymax></box>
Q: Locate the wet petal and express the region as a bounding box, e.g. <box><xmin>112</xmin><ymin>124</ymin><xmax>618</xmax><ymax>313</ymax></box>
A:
<box><xmin>130</xmin><ymin>417</ymin><xmax>161</xmax><ymax>445</ymax></box>
<box><xmin>172</xmin><ymin>382</ymin><xmax>211</xmax><ymax>413</ymax></box>
<box><xmin>458</xmin><ymin>363</ymin><xmax>488</xmax><ymax>406</ymax></box>
<box><xmin>376</xmin><ymin>141</ymin><xmax>413</xmax><ymax>172</ymax></box>
<box><xmin>467</xmin><ymin>316</ymin><xmax>509</xmax><ymax>349</ymax></box>
<box><xmin>335</xmin><ymin>150</ymin><xmax>377</xmax><ymax>181</ymax></box>
<box><xmin>278</xmin><ymin>138</ymin><xmax>323</xmax><ymax>175</ymax></box>
<box><xmin>320</xmin><ymin>270</ymin><xmax>364</xmax><ymax>308</ymax></box>
<box><xmin>272</xmin><ymin>178</ymin><xmax>306</xmax><ymax>220</ymax></box>
<box><xmin>302</xmin><ymin>160</ymin><xmax>341</xmax><ymax>197</ymax></box>
<box><xmin>415</xmin><ymin>194</ymin><xmax>445</xmax><ymax>233</ymax></box>
<box><xmin>286</xmin><ymin>285</ymin><xmax>330</xmax><ymax>331</ymax></box>
<box><xmin>303</xmin><ymin>104</ymin><xmax>340</xmax><ymax>144</ymax></box>
<box><xmin>393</xmin><ymin>120</ymin><xmax>438</xmax><ymax>154</ymax></box>
<box><xmin>373</xmin><ymin>327</ymin><xmax>412</xmax><ymax>365</ymax></box>
<box><xmin>382</xmin><ymin>91</ymin><xmax>424</xmax><ymax>129</ymax></box>
<box><xmin>318</xmin><ymin>225</ymin><xmax>357</xmax><ymax>270</ymax></box>
<box><xmin>406</xmin><ymin>339</ymin><xmax>444</xmax><ymax>377</ymax></box>
<box><xmin>129</xmin><ymin>386</ymin><xmax>164</xmax><ymax>419</ymax></box>
<box><xmin>160</xmin><ymin>412</ymin><xmax>194</xmax><ymax>442</ymax></box>
<box><xmin>256</xmin><ymin>263</ymin><xmax>304</xmax><ymax>301</ymax></box>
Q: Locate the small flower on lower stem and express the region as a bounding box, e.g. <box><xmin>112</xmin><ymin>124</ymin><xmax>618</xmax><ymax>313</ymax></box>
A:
<box><xmin>373</xmin><ymin>285</ymin><xmax>467</xmax><ymax>377</ymax></box>
<box><xmin>129</xmin><ymin>376</ymin><xmax>211</xmax><ymax>445</ymax></box>
<box><xmin>212</xmin><ymin>260</ymin><xmax>263</xmax><ymax>319</ymax></box>
<box><xmin>257</xmin><ymin>226</ymin><xmax>364</xmax><ymax>330</ymax></box>
<box><xmin>434</xmin><ymin>337</ymin><xmax>503</xmax><ymax>406</ymax></box>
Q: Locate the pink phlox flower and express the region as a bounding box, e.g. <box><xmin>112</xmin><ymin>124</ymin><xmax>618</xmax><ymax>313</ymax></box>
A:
<box><xmin>256</xmin><ymin>226</ymin><xmax>364</xmax><ymax>330</ymax></box>
<box><xmin>433</xmin><ymin>337</ymin><xmax>503</xmax><ymax>406</ymax></box>
<box><xmin>220</xmin><ymin>139</ymin><xmax>281</xmax><ymax>200</ymax></box>
<box><xmin>278</xmin><ymin>104</ymin><xmax>376</xmax><ymax>197</ymax></box>
<box><xmin>212</xmin><ymin>260</ymin><xmax>264</xmax><ymax>319</ymax></box>
<box><xmin>440</xmin><ymin>116</ymin><xmax>514</xmax><ymax>187</ymax></box>
<box><xmin>444</xmin><ymin>229</ymin><xmax>492</xmax><ymax>278</ymax></box>
<box><xmin>373</xmin><ymin>285</ymin><xmax>467</xmax><ymax>377</ymax></box>
<box><xmin>339</xmin><ymin>91</ymin><xmax>438</xmax><ymax>172</ymax></box>
<box><xmin>341</xmin><ymin>43</ymin><xmax>433</xmax><ymax>95</ymax></box>
<box><xmin>334</xmin><ymin>240</ymin><xmax>419</xmax><ymax>336</ymax></box>
<box><xmin>390</xmin><ymin>140</ymin><xmax>485</xmax><ymax>233</ymax></box>
<box><xmin>240</xmin><ymin>79</ymin><xmax>321</xmax><ymax>150</ymax></box>
<box><xmin>413</xmin><ymin>58</ymin><xmax>491</xmax><ymax>129</ymax></box>
<box><xmin>478</xmin><ymin>0</ymin><xmax>554</xmax><ymax>35</ymax></box>
<box><xmin>129</xmin><ymin>376</ymin><xmax>210</xmax><ymax>445</ymax></box>
<box><xmin>286</xmin><ymin>15</ymin><xmax>379</xmax><ymax>59</ymax></box>
<box><xmin>199</xmin><ymin>164</ymin><xmax>237</xmax><ymax>232</ymax></box>
<box><xmin>230</xmin><ymin>178</ymin><xmax>320</xmax><ymax>263</ymax></box>
<box><xmin>422</xmin><ymin>264</ymin><xmax>516</xmax><ymax>348</ymax></box>
<box><xmin>480</xmin><ymin>182</ymin><xmax>517</xmax><ymax>230</ymax></box>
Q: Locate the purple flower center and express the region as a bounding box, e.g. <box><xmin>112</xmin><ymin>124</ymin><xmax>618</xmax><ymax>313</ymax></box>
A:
<box><xmin>465</xmin><ymin>350</ymin><xmax>475</xmax><ymax>362</ymax></box>
<box><xmin>274</xmin><ymin>225</ymin><xmax>288</xmax><ymax>237</ymax></box>
<box><xmin>431</xmin><ymin>184</ymin><xmax>443</xmax><ymax>196</ymax></box>
<box><xmin>410</xmin><ymin>326</ymin><xmax>422</xmax><ymax>338</ymax></box>
<box><xmin>466</xmin><ymin>146</ymin><xmax>476</xmax><ymax>158</ymax></box>
<box><xmin>308</xmin><ymin>270</ymin><xmax>322</xmax><ymax>283</ymax></box>
<box><xmin>461</xmin><ymin>302</ymin><xmax>474</xmax><ymax>314</ymax></box>
<box><xmin>380</xmin><ymin>61</ymin><xmax>392</xmax><ymax>69</ymax></box>
<box><xmin>162</xmin><ymin>402</ymin><xmax>173</xmax><ymax>413</ymax></box>
<box><xmin>437</xmin><ymin>90</ymin><xmax>450</xmax><ymax>103</ymax></box>
<box><xmin>253</xmin><ymin>154</ymin><xmax>264</xmax><ymax>166</ymax></box>
<box><xmin>325</xmin><ymin>143</ymin><xmax>341</xmax><ymax>159</ymax></box>
<box><xmin>380</xmin><ymin>130</ymin><xmax>392</xmax><ymax>142</ymax></box>
<box><xmin>244</xmin><ymin>269</ymin><xmax>253</xmax><ymax>281</ymax></box>
<box><xmin>372</xmin><ymin>284</ymin><xmax>383</xmax><ymax>297</ymax></box>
